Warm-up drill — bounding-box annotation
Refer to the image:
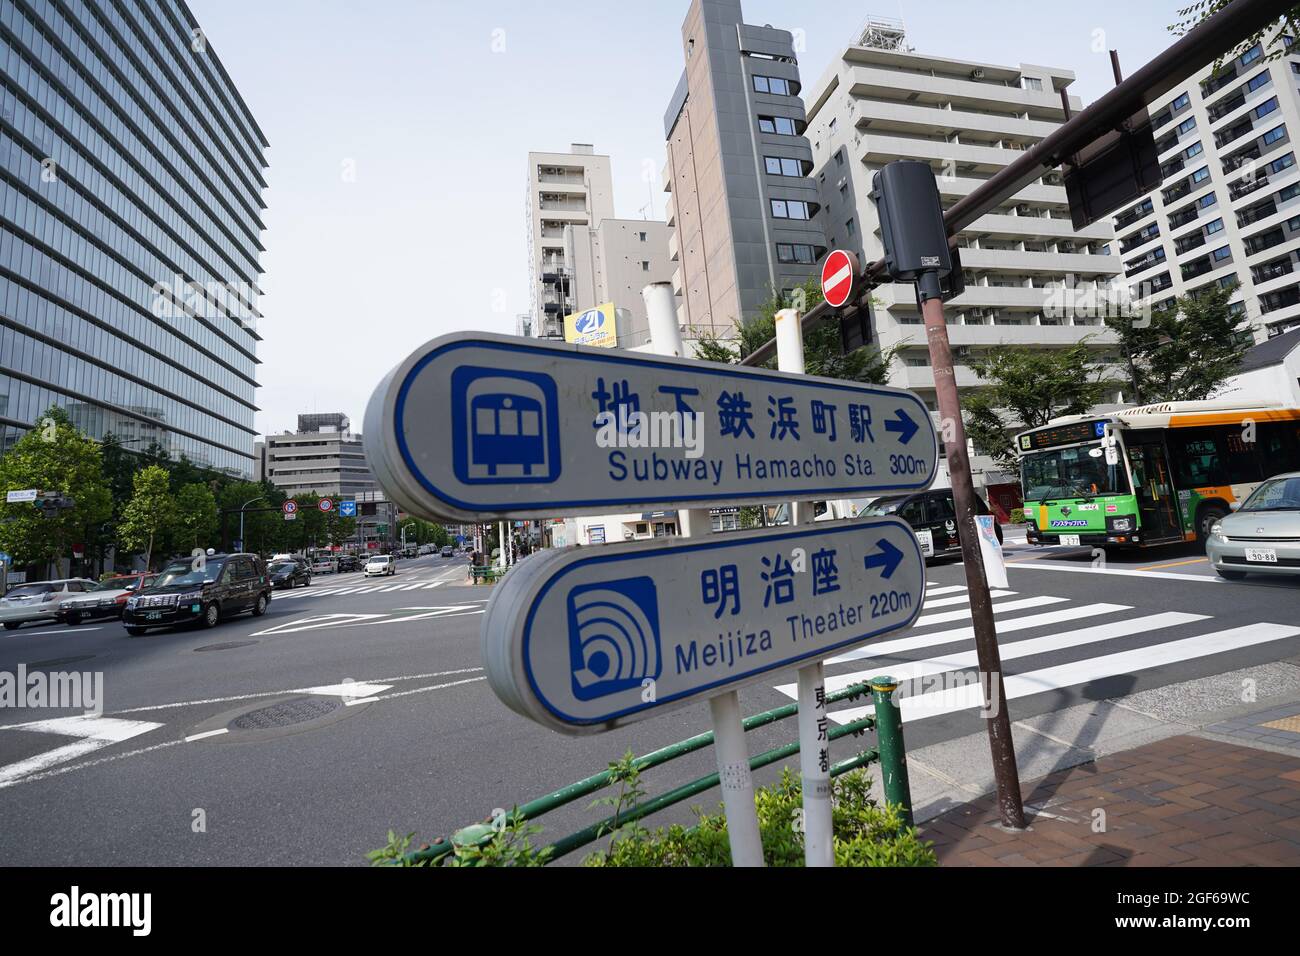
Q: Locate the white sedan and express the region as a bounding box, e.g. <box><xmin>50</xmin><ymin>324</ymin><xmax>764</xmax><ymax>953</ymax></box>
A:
<box><xmin>1</xmin><ymin>579</ymin><xmax>101</xmax><ymax>631</ymax></box>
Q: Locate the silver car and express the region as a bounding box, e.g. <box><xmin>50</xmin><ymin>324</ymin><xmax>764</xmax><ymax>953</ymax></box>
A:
<box><xmin>1206</xmin><ymin>472</ymin><xmax>1300</xmax><ymax>580</ymax></box>
<box><xmin>0</xmin><ymin>578</ymin><xmax>101</xmax><ymax>630</ymax></box>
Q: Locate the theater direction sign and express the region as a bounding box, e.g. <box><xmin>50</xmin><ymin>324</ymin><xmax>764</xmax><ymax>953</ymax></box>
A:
<box><xmin>365</xmin><ymin>333</ymin><xmax>938</xmax><ymax>522</ymax></box>
<box><xmin>482</xmin><ymin>516</ymin><xmax>925</xmax><ymax>733</ymax></box>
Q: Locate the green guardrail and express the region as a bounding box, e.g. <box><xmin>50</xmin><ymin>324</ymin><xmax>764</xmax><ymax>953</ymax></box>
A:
<box><xmin>399</xmin><ymin>675</ymin><xmax>911</xmax><ymax>866</ymax></box>
<box><xmin>468</xmin><ymin>565</ymin><xmax>508</xmax><ymax>585</ymax></box>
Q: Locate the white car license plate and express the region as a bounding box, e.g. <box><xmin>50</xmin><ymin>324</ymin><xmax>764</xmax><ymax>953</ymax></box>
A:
<box><xmin>1245</xmin><ymin>548</ymin><xmax>1278</xmax><ymax>563</ymax></box>
<box><xmin>145</xmin><ymin>611</ymin><xmax>162</xmax><ymax>620</ymax></box>
<box><xmin>916</xmin><ymin>529</ymin><xmax>934</xmax><ymax>557</ymax></box>
<box><xmin>1060</xmin><ymin>534</ymin><xmax>1081</xmax><ymax>547</ymax></box>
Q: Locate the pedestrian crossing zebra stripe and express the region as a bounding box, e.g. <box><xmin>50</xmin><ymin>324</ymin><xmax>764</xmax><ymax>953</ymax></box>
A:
<box><xmin>923</xmin><ymin>590</ymin><xmax>1015</xmax><ymax>609</ymax></box>
<box><xmin>827</xmin><ymin>603</ymin><xmax>1134</xmax><ymax>664</ymax></box>
<box><xmin>913</xmin><ymin>594</ymin><xmax>1067</xmax><ymax>629</ymax></box>
<box><xmin>774</xmin><ymin>611</ymin><xmax>1208</xmax><ymax>699</ymax></box>
<box><xmin>824</xmin><ymin>620</ymin><xmax>1300</xmax><ymax>725</ymax></box>
<box><xmin>924</xmin><ymin>585</ymin><xmax>967</xmax><ymax>596</ymax></box>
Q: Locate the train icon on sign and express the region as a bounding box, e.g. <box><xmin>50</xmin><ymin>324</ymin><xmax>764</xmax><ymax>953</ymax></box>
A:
<box><xmin>451</xmin><ymin>367</ymin><xmax>561</xmax><ymax>484</ymax></box>
<box><xmin>567</xmin><ymin>577</ymin><xmax>661</xmax><ymax>701</ymax></box>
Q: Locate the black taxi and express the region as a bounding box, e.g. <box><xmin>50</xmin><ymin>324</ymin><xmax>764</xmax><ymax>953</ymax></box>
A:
<box><xmin>860</xmin><ymin>489</ymin><xmax>1003</xmax><ymax>560</ymax></box>
<box><xmin>121</xmin><ymin>552</ymin><xmax>272</xmax><ymax>636</ymax></box>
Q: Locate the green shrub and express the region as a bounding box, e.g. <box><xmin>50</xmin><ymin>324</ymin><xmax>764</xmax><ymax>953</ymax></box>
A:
<box><xmin>584</xmin><ymin>767</ymin><xmax>936</xmax><ymax>868</ymax></box>
<box><xmin>1009</xmin><ymin>507</ymin><xmax>1026</xmax><ymax>525</ymax></box>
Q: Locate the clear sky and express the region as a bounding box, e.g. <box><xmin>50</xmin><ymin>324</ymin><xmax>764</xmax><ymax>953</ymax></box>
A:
<box><xmin>187</xmin><ymin>0</ymin><xmax>1183</xmax><ymax>439</ymax></box>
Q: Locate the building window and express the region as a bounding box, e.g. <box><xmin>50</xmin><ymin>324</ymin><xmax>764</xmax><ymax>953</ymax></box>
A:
<box><xmin>771</xmin><ymin>199</ymin><xmax>811</xmax><ymax>220</ymax></box>
<box><xmin>846</xmin><ymin>217</ymin><xmax>856</xmax><ymax>236</ymax></box>
<box><xmin>1185</xmin><ymin>141</ymin><xmax>1203</xmax><ymax>158</ymax></box>
<box><xmin>1191</xmin><ymin>166</ymin><xmax>1210</xmax><ymax>184</ymax></box>
<box><xmin>1253</xmin><ymin>96</ymin><xmax>1280</xmax><ymax>120</ymax></box>
<box><xmin>1172</xmin><ymin>91</ymin><xmax>1191</xmax><ymax>110</ymax></box>
<box><xmin>764</xmin><ymin>156</ymin><xmax>805</xmax><ymax>177</ymax></box>
<box><xmin>1199</xmin><ymin>191</ymin><xmax>1218</xmax><ymax>208</ymax></box>
<box><xmin>776</xmin><ymin>243</ymin><xmax>816</xmax><ymax>264</ymax></box>
<box><xmin>1262</xmin><ymin>124</ymin><xmax>1287</xmax><ymax>145</ymax></box>
<box><xmin>1206</xmin><ymin>217</ymin><xmax>1225</xmax><ymax>234</ymax></box>
<box><xmin>1022</xmin><ymin>76</ymin><xmax>1043</xmax><ymax>91</ymax></box>
<box><xmin>759</xmin><ymin>115</ymin><xmax>797</xmax><ymax>136</ymax></box>
<box><xmin>1178</xmin><ymin>117</ymin><xmax>1197</xmax><ymax>135</ymax></box>
<box><xmin>1247</xmin><ymin>71</ymin><xmax>1271</xmax><ymax>92</ymax></box>
<box><xmin>641</xmin><ymin>261</ymin><xmax>650</xmax><ymax>271</ymax></box>
<box><xmin>639</xmin><ymin>232</ymin><xmax>647</xmax><ymax>241</ymax></box>
<box><xmin>834</xmin><ymin>149</ymin><xmax>845</xmax><ymax>167</ymax></box>
<box><xmin>753</xmin><ymin>75</ymin><xmax>792</xmax><ymax>95</ymax></box>
<box><xmin>839</xmin><ymin>183</ymin><xmax>848</xmax><ymax>200</ymax></box>
<box><xmin>1241</xmin><ymin>44</ymin><xmax>1263</xmax><ymax>67</ymax></box>
<box><xmin>1212</xmin><ymin>245</ymin><xmax>1232</xmax><ymax>261</ymax></box>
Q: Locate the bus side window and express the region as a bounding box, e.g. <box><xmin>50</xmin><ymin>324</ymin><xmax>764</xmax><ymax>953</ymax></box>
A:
<box><xmin>1259</xmin><ymin>422</ymin><xmax>1300</xmax><ymax>475</ymax></box>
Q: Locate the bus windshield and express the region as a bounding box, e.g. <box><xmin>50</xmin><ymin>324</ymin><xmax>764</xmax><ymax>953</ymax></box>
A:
<box><xmin>1021</xmin><ymin>444</ymin><xmax>1131</xmax><ymax>501</ymax></box>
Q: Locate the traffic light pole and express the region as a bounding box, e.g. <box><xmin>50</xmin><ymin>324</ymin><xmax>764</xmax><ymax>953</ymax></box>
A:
<box><xmin>918</xmin><ymin>272</ymin><xmax>1026</xmax><ymax>831</ymax></box>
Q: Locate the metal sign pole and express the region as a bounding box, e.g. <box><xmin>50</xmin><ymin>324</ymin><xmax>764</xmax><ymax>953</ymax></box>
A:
<box><xmin>918</xmin><ymin>274</ymin><xmax>1026</xmax><ymax>830</ymax></box>
<box><xmin>645</xmin><ymin>282</ymin><xmax>764</xmax><ymax>867</ymax></box>
<box><xmin>775</xmin><ymin>307</ymin><xmax>833</xmax><ymax>867</ymax></box>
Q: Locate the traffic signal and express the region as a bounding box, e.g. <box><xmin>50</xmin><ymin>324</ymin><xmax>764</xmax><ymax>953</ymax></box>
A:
<box><xmin>33</xmin><ymin>492</ymin><xmax>75</xmax><ymax>517</ymax></box>
<box><xmin>871</xmin><ymin>160</ymin><xmax>952</xmax><ymax>282</ymax></box>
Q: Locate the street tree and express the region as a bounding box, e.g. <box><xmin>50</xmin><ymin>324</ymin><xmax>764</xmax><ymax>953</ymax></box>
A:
<box><xmin>1170</xmin><ymin>2</ymin><xmax>1300</xmax><ymax>66</ymax></box>
<box><xmin>118</xmin><ymin>465</ymin><xmax>178</xmax><ymax>571</ymax></box>
<box><xmin>1104</xmin><ymin>283</ymin><xmax>1251</xmax><ymax>405</ymax></box>
<box><xmin>173</xmin><ymin>483</ymin><xmax>219</xmax><ymax>553</ymax></box>
<box><xmin>217</xmin><ymin>480</ymin><xmax>283</xmax><ymax>555</ymax></box>
<box><xmin>0</xmin><ymin>407</ymin><xmax>113</xmax><ymax>575</ymax></box>
<box><xmin>962</xmin><ymin>341</ymin><xmax>1115</xmax><ymax>471</ymax></box>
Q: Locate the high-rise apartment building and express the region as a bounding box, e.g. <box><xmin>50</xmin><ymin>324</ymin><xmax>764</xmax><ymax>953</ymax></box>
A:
<box><xmin>662</xmin><ymin>0</ymin><xmax>827</xmax><ymax>339</ymax></box>
<box><xmin>804</xmin><ymin>18</ymin><xmax>1123</xmax><ymax>415</ymax></box>
<box><xmin>525</xmin><ymin>144</ymin><xmax>614</xmax><ymax>340</ymax></box>
<box><xmin>0</xmin><ymin>0</ymin><xmax>267</xmax><ymax>475</ymax></box>
<box><xmin>564</xmin><ymin>218</ymin><xmax>674</xmax><ymax>348</ymax></box>
<box><xmin>1115</xmin><ymin>40</ymin><xmax>1300</xmax><ymax>340</ymax></box>
<box><xmin>262</xmin><ymin>413</ymin><xmax>377</xmax><ymax>499</ymax></box>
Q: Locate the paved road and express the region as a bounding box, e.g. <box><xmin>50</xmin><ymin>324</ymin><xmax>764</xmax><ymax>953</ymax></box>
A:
<box><xmin>0</xmin><ymin>547</ymin><xmax>1296</xmax><ymax>865</ymax></box>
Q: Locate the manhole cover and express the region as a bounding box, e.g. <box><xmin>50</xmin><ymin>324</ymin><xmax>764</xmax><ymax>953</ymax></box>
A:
<box><xmin>27</xmin><ymin>655</ymin><xmax>97</xmax><ymax>669</ymax></box>
<box><xmin>194</xmin><ymin>640</ymin><xmax>260</xmax><ymax>653</ymax></box>
<box><xmin>229</xmin><ymin>697</ymin><xmax>341</xmax><ymax>731</ymax></box>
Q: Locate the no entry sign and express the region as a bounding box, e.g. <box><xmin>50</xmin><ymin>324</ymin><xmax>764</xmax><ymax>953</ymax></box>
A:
<box><xmin>821</xmin><ymin>249</ymin><xmax>859</xmax><ymax>309</ymax></box>
<box><xmin>482</xmin><ymin>516</ymin><xmax>925</xmax><ymax>733</ymax></box>
<box><xmin>364</xmin><ymin>333</ymin><xmax>937</xmax><ymax>522</ymax></box>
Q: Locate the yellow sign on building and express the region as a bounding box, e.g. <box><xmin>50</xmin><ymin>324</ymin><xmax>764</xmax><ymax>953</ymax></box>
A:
<box><xmin>564</xmin><ymin>302</ymin><xmax>617</xmax><ymax>349</ymax></box>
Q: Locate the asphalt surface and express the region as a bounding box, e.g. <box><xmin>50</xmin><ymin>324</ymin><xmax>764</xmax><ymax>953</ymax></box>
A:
<box><xmin>0</xmin><ymin>546</ymin><xmax>1297</xmax><ymax>866</ymax></box>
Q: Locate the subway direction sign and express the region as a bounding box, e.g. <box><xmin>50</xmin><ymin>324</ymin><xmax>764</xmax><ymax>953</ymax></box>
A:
<box><xmin>365</xmin><ymin>333</ymin><xmax>937</xmax><ymax>522</ymax></box>
<box><xmin>483</xmin><ymin>517</ymin><xmax>925</xmax><ymax>734</ymax></box>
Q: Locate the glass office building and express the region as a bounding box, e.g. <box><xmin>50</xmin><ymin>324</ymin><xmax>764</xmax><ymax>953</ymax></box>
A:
<box><xmin>0</xmin><ymin>0</ymin><xmax>267</xmax><ymax>475</ymax></box>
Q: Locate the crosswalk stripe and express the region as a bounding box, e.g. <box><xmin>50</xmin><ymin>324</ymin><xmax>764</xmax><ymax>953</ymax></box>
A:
<box><xmin>924</xmin><ymin>585</ymin><xmax>966</xmax><ymax>596</ymax></box>
<box><xmin>913</xmin><ymin>595</ymin><xmax>1066</xmax><ymax>628</ymax></box>
<box><xmin>777</xmin><ymin>611</ymin><xmax>1208</xmax><ymax>700</ymax></box>
<box><xmin>827</xmin><ymin>603</ymin><xmax>1134</xmax><ymax>664</ymax></box>
<box><xmin>421</xmin><ymin>582</ymin><xmax>443</xmax><ymax>590</ymax></box>
<box><xmin>923</xmin><ymin>590</ymin><xmax>1015</xmax><ymax>609</ymax></box>
<box><xmin>830</xmin><ymin>621</ymin><xmax>1300</xmax><ymax>725</ymax></box>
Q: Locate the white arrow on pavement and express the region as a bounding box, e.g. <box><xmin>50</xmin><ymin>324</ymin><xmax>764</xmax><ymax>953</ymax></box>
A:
<box><xmin>0</xmin><ymin>715</ymin><xmax>163</xmax><ymax>788</ymax></box>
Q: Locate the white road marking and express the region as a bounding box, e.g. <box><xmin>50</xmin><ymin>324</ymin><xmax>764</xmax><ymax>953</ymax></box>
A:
<box><xmin>913</xmin><ymin>595</ymin><xmax>1066</xmax><ymax>628</ymax></box>
<box><xmin>1010</xmin><ymin>562</ymin><xmax>1221</xmax><ymax>583</ymax></box>
<box><xmin>184</xmin><ymin>728</ymin><xmax>228</xmax><ymax>743</ymax></box>
<box><xmin>776</xmin><ymin>611</ymin><xmax>1208</xmax><ymax>699</ymax></box>
<box><xmin>251</xmin><ymin>613</ymin><xmax>386</xmax><ymax>636</ymax></box>
<box><xmin>831</xmin><ymin>622</ymin><xmax>1300</xmax><ymax>724</ymax></box>
<box><xmin>924</xmin><ymin>585</ymin><xmax>966</xmax><ymax>596</ymax></box>
<box><xmin>827</xmin><ymin>603</ymin><xmax>1133</xmax><ymax>663</ymax></box>
<box><xmin>17</xmin><ymin>627</ymin><xmax>104</xmax><ymax>635</ymax></box>
<box><xmin>922</xmin><ymin>590</ymin><xmax>1015</xmax><ymax>609</ymax></box>
<box><xmin>0</xmin><ymin>715</ymin><xmax>163</xmax><ymax>788</ymax></box>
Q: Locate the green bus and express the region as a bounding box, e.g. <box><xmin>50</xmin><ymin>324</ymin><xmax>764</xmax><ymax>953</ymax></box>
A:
<box><xmin>1015</xmin><ymin>400</ymin><xmax>1300</xmax><ymax>550</ymax></box>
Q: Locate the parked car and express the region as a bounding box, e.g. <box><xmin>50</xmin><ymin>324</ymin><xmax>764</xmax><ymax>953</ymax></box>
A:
<box><xmin>1206</xmin><ymin>472</ymin><xmax>1300</xmax><ymax>580</ymax></box>
<box><xmin>860</xmin><ymin>489</ymin><xmax>1003</xmax><ymax>561</ymax></box>
<box><xmin>121</xmin><ymin>553</ymin><xmax>271</xmax><ymax>636</ymax></box>
<box><xmin>269</xmin><ymin>560</ymin><xmax>312</xmax><ymax>590</ymax></box>
<box><xmin>365</xmin><ymin>555</ymin><xmax>396</xmax><ymax>577</ymax></box>
<box><xmin>336</xmin><ymin>554</ymin><xmax>359</xmax><ymax>573</ymax></box>
<box><xmin>58</xmin><ymin>573</ymin><xmax>158</xmax><ymax>625</ymax></box>
<box><xmin>0</xmin><ymin>578</ymin><xmax>101</xmax><ymax>630</ymax></box>
<box><xmin>440</xmin><ymin>545</ymin><xmax>454</xmax><ymax>557</ymax></box>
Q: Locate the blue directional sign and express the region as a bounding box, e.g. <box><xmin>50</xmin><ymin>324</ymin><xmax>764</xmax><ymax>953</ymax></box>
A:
<box><xmin>338</xmin><ymin>500</ymin><xmax>357</xmax><ymax>518</ymax></box>
<box><xmin>482</xmin><ymin>516</ymin><xmax>925</xmax><ymax>734</ymax></box>
<box><xmin>365</xmin><ymin>333</ymin><xmax>938</xmax><ymax>522</ymax></box>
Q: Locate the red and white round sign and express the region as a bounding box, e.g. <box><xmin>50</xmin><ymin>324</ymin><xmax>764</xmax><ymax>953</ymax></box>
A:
<box><xmin>282</xmin><ymin>500</ymin><xmax>298</xmax><ymax>515</ymax></box>
<box><xmin>318</xmin><ymin>497</ymin><xmax>334</xmax><ymax>513</ymax></box>
<box><xmin>821</xmin><ymin>249</ymin><xmax>859</xmax><ymax>309</ymax></box>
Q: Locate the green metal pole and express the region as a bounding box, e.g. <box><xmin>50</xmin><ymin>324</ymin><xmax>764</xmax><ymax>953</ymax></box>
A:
<box><xmin>871</xmin><ymin>676</ymin><xmax>913</xmax><ymax>827</ymax></box>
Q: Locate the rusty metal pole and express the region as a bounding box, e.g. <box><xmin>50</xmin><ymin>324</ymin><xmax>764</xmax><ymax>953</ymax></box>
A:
<box><xmin>918</xmin><ymin>273</ymin><xmax>1026</xmax><ymax>830</ymax></box>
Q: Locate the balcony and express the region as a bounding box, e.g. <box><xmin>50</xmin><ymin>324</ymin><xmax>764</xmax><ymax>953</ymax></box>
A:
<box><xmin>1244</xmin><ymin>226</ymin><xmax>1288</xmax><ymax>256</ymax></box>
<box><xmin>1181</xmin><ymin>256</ymin><xmax>1215</xmax><ymax>281</ymax></box>
<box><xmin>1201</xmin><ymin>65</ymin><xmax>1240</xmax><ymax>98</ymax></box>
<box><xmin>1260</xmin><ymin>284</ymin><xmax>1300</xmax><ymax>314</ymax></box>
<box><xmin>1251</xmin><ymin>257</ymin><xmax>1295</xmax><ymax>284</ymax></box>
<box><xmin>1223</xmin><ymin>146</ymin><xmax>1261</xmax><ymax>175</ymax></box>
<box><xmin>1168</xmin><ymin>205</ymin><xmax>1201</xmax><ymax>230</ymax></box>
<box><xmin>1207</xmin><ymin>92</ymin><xmax>1247</xmax><ymax>124</ymax></box>
<box><xmin>956</xmin><ymin>247</ymin><xmax>1120</xmax><ymax>278</ymax></box>
<box><xmin>1230</xmin><ymin>173</ymin><xmax>1272</xmax><ymax>201</ymax></box>
<box><xmin>1125</xmin><ymin>250</ymin><xmax>1167</xmax><ymax>278</ymax></box>
<box><xmin>1174</xmin><ymin>232</ymin><xmax>1207</xmax><ymax>255</ymax></box>
<box><xmin>858</xmin><ymin>132</ymin><xmax>1028</xmax><ymax>175</ymax></box>
<box><xmin>1215</xmin><ymin>119</ymin><xmax>1255</xmax><ymax>150</ymax></box>
<box><xmin>1238</xmin><ymin>199</ymin><xmax>1278</xmax><ymax>228</ymax></box>
<box><xmin>1119</xmin><ymin>227</ymin><xmax>1161</xmax><ymax>254</ymax></box>
<box><xmin>969</xmin><ymin>211</ymin><xmax>1112</xmax><ymax>241</ymax></box>
<box><xmin>1114</xmin><ymin>200</ymin><xmax>1155</xmax><ymax>229</ymax></box>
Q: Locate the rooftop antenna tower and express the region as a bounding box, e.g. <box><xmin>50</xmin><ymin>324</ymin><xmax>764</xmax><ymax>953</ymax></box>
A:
<box><xmin>856</xmin><ymin>15</ymin><xmax>912</xmax><ymax>52</ymax></box>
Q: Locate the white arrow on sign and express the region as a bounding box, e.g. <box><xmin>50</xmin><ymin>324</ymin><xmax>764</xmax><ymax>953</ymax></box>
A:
<box><xmin>365</xmin><ymin>333</ymin><xmax>938</xmax><ymax>522</ymax></box>
<box><xmin>481</xmin><ymin>516</ymin><xmax>925</xmax><ymax>734</ymax></box>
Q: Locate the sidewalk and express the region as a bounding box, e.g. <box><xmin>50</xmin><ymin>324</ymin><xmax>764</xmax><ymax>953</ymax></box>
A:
<box><xmin>892</xmin><ymin>659</ymin><xmax>1300</xmax><ymax>865</ymax></box>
